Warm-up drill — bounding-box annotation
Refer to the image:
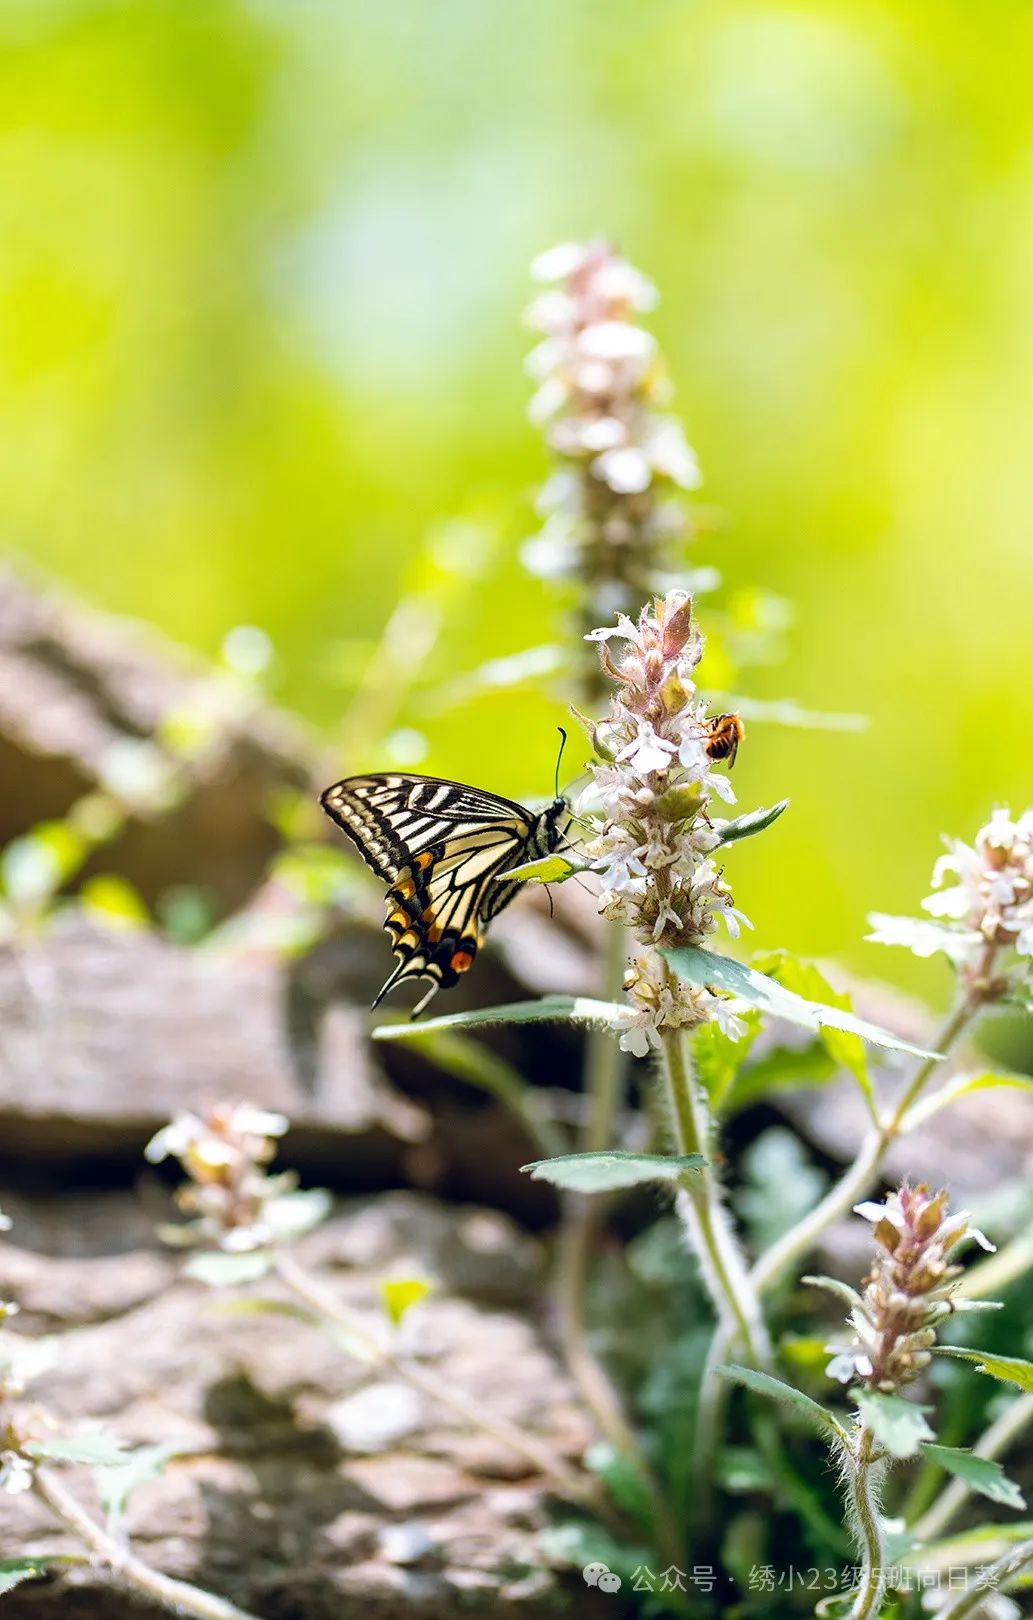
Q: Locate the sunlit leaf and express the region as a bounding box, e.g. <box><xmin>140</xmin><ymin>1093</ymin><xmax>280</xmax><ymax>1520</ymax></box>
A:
<box><xmin>866</xmin><ymin>913</ymin><xmax>980</xmax><ymax>964</ymax></box>
<box><xmin>713</xmin><ymin>800</ymin><xmax>790</xmax><ymax>845</ymax></box>
<box><xmin>380</xmin><ymin>1277</ymin><xmax>432</xmax><ymax>1327</ymax></box>
<box><xmin>373</xmin><ymin>997</ymin><xmax>629</xmax><ymax>1039</ymax></box>
<box><xmin>717</xmin><ymin>1364</ymin><xmax>847</xmax><ymax>1441</ymax></box>
<box><xmin>27</xmin><ymin>1431</ymin><xmax>128</xmax><ymax>1467</ymax></box>
<box><xmin>96</xmin><ymin>1443</ymin><xmax>184</xmax><ymax>1525</ymax></box>
<box><xmin>521</xmin><ymin>1150</ymin><xmax>705</xmax><ymax>1192</ymax></box>
<box><xmin>692</xmin><ymin>1009</ymin><xmax>762</xmax><ymax>1110</ymax></box>
<box><xmin>752</xmin><ymin>951</ymin><xmax>875</xmax><ymax>1116</ymax></box>
<box><xmin>935</xmin><ymin>1348</ymin><xmax>1033</xmax><ymax>1394</ymax></box>
<box><xmin>720</xmin><ymin>1036</ymin><xmax>835</xmax><ymax>1116</ymax></box>
<box><xmin>184</xmin><ymin>1250</ymin><xmax>273</xmax><ymax>1287</ymax></box>
<box><xmin>492</xmin><ymin>852</ymin><xmax>592</xmax><ymax>885</ymax></box>
<box><xmin>264</xmin><ymin>1189</ymin><xmax>333</xmax><ymax>1242</ymax></box>
<box><xmin>661</xmin><ymin>945</ymin><xmax>939</xmax><ymax>1062</ymax></box>
<box><xmin>904</xmin><ymin>1071</ymin><xmax>1033</xmax><ymax>1130</ymax></box>
<box><xmin>919</xmin><ymin>1444</ymin><xmax>1025</xmax><ymax>1511</ymax></box>
<box><xmin>78</xmin><ymin>874</ymin><xmax>150</xmax><ymax>930</ymax></box>
<box><xmin>855</xmin><ymin>1391</ymin><xmax>934</xmax><ymax>1458</ymax></box>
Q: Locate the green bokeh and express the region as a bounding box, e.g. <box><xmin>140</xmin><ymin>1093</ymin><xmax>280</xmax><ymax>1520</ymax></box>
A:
<box><xmin>4</xmin><ymin>0</ymin><xmax>1031</xmax><ymax>1021</ymax></box>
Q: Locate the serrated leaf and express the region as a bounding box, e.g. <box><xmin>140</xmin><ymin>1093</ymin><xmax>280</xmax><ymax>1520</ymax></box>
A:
<box><xmin>717</xmin><ymin>1364</ymin><xmax>846</xmax><ymax>1440</ymax></box>
<box><xmin>935</xmin><ymin>1348</ymin><xmax>1033</xmax><ymax>1394</ymax></box>
<box><xmin>661</xmin><ymin>945</ymin><xmax>940</xmax><ymax>1061</ymax></box>
<box><xmin>855</xmin><ymin>1391</ymin><xmax>934</xmax><ymax>1458</ymax></box>
<box><xmin>520</xmin><ymin>1150</ymin><xmax>705</xmax><ymax>1193</ymax></box>
<box><xmin>866</xmin><ymin>913</ymin><xmax>982</xmax><ymax>964</ymax></box>
<box><xmin>27</xmin><ymin>1431</ymin><xmax>129</xmax><ymax>1467</ymax></box>
<box><xmin>373</xmin><ymin>996</ymin><xmax>629</xmax><ymax>1039</ymax></box>
<box><xmin>0</xmin><ymin>1560</ymin><xmax>52</xmax><ymax>1596</ymax></box>
<box><xmin>380</xmin><ymin>1277</ymin><xmax>432</xmax><ymax>1327</ymax></box>
<box><xmin>919</xmin><ymin>1444</ymin><xmax>1025</xmax><ymax>1510</ymax></box>
<box><xmin>490</xmin><ymin>852</ymin><xmax>591</xmax><ymax>885</ymax></box>
<box><xmin>904</xmin><ymin>1071</ymin><xmax>1033</xmax><ymax>1130</ymax></box>
<box><xmin>184</xmin><ymin>1250</ymin><xmax>273</xmax><ymax>1287</ymax></box>
<box><xmin>692</xmin><ymin>1010</ymin><xmax>762</xmax><ymax>1111</ymax></box>
<box><xmin>713</xmin><ymin>800</ymin><xmax>790</xmax><ymax>845</ymax></box>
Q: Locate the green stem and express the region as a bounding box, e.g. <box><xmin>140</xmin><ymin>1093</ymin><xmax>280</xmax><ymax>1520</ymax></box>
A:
<box><xmin>910</xmin><ymin>1393</ymin><xmax>1033</xmax><ymax>1542</ymax></box>
<box><xmin>847</xmin><ymin>1426</ymin><xmax>887</xmax><ymax>1620</ymax></box>
<box><xmin>33</xmin><ymin>1467</ymin><xmax>262</xmax><ymax>1620</ymax></box>
<box><xmin>937</xmin><ymin>1535</ymin><xmax>1033</xmax><ymax>1620</ymax></box>
<box><xmin>749</xmin><ymin>991</ymin><xmax>979</xmax><ymax>1301</ymax></box>
<box><xmin>658</xmin><ymin>1025</ymin><xmax>769</xmax><ymax>1368</ymax></box>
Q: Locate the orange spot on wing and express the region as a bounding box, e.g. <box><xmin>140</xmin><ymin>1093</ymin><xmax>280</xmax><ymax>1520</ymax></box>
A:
<box><xmin>397</xmin><ymin>931</ymin><xmax>419</xmax><ymax>951</ymax></box>
<box><xmin>415</xmin><ymin>852</ymin><xmax>434</xmax><ymax>870</ymax></box>
<box><xmin>395</xmin><ymin>878</ymin><xmax>416</xmax><ymax>900</ymax></box>
<box><xmin>450</xmin><ymin>950</ymin><xmax>475</xmax><ymax>974</ymax></box>
<box><xmin>387</xmin><ymin>910</ymin><xmax>409</xmax><ymax>929</ymax></box>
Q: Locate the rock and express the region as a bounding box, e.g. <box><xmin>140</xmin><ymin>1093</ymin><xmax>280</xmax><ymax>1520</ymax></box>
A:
<box><xmin>0</xmin><ymin>570</ymin><xmax>310</xmax><ymax>922</ymax></box>
<box><xmin>0</xmin><ymin>1195</ymin><xmax>598</xmax><ymax>1619</ymax></box>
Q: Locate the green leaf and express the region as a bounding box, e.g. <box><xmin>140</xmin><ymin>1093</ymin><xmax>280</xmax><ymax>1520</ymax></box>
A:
<box><xmin>661</xmin><ymin>945</ymin><xmax>940</xmax><ymax>1061</ymax></box>
<box><xmin>752</xmin><ymin>951</ymin><xmax>875</xmax><ymax>1117</ymax></box>
<box><xmin>0</xmin><ymin>1560</ymin><xmax>53</xmax><ymax>1596</ymax></box>
<box><xmin>373</xmin><ymin>996</ymin><xmax>629</xmax><ymax>1039</ymax></box>
<box><xmin>919</xmin><ymin>1444</ymin><xmax>1026</xmax><ymax>1511</ymax></box>
<box><xmin>27</xmin><ymin>1431</ymin><xmax>129</xmax><ymax>1467</ymax></box>
<box><xmin>855</xmin><ymin>1391</ymin><xmax>934</xmax><ymax>1458</ymax></box>
<box><xmin>935</xmin><ymin>1348</ymin><xmax>1033</xmax><ymax>1394</ymax></box>
<box><xmin>720</xmin><ymin>1036</ymin><xmax>835</xmax><ymax>1116</ymax></box>
<box><xmin>184</xmin><ymin>1250</ymin><xmax>273</xmax><ymax>1287</ymax></box>
<box><xmin>692</xmin><ymin>1010</ymin><xmax>762</xmax><ymax>1111</ymax></box>
<box><xmin>490</xmin><ymin>852</ymin><xmax>591</xmax><ymax>885</ymax></box>
<box><xmin>904</xmin><ymin>1071</ymin><xmax>1033</xmax><ymax>1130</ymax></box>
<box><xmin>713</xmin><ymin>800</ymin><xmax>790</xmax><ymax>845</ymax></box>
<box><xmin>78</xmin><ymin>874</ymin><xmax>150</xmax><ymax>930</ymax></box>
<box><xmin>264</xmin><ymin>1188</ymin><xmax>333</xmax><ymax>1242</ymax></box>
<box><xmin>521</xmin><ymin>1150</ymin><xmax>705</xmax><ymax>1193</ymax></box>
<box><xmin>380</xmin><ymin>1277</ymin><xmax>432</xmax><ymax>1327</ymax></box>
<box><xmin>96</xmin><ymin>1443</ymin><xmax>182</xmax><ymax>1524</ymax></box>
<box><xmin>717</xmin><ymin>1364</ymin><xmax>847</xmax><ymax>1441</ymax></box>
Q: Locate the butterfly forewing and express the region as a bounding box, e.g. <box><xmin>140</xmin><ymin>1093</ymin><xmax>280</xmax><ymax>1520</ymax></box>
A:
<box><xmin>320</xmin><ymin>772</ymin><xmax>565</xmax><ymax>1015</ymax></box>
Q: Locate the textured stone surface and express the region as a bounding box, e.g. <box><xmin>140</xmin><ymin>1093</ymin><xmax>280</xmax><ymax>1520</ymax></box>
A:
<box><xmin>0</xmin><ymin>1195</ymin><xmax>598</xmax><ymax>1619</ymax></box>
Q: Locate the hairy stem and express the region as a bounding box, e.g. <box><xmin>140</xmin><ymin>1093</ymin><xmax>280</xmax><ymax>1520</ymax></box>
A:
<box><xmin>847</xmin><ymin>1426</ymin><xmax>887</xmax><ymax>1620</ymax></box>
<box><xmin>937</xmin><ymin>1535</ymin><xmax>1033</xmax><ymax>1620</ymax></box>
<box><xmin>911</xmin><ymin>1393</ymin><xmax>1033</xmax><ymax>1542</ymax></box>
<box><xmin>272</xmin><ymin>1250</ymin><xmax>604</xmax><ymax>1519</ymax></box>
<box><xmin>658</xmin><ymin>1025</ymin><xmax>769</xmax><ymax>1369</ymax></box>
<box><xmin>33</xmin><ymin>1466</ymin><xmax>261</xmax><ymax>1620</ymax></box>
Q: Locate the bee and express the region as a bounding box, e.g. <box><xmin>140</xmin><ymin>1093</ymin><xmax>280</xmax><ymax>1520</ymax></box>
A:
<box><xmin>700</xmin><ymin>712</ymin><xmax>744</xmax><ymax>767</ymax></box>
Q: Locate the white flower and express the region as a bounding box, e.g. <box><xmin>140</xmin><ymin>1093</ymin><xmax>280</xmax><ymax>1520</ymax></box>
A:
<box><xmin>578</xmin><ymin>321</ymin><xmax>656</xmax><ymax>365</ymax></box>
<box><xmin>618</xmin><ymin>1024</ymin><xmax>658</xmax><ymax>1058</ymax></box>
<box><xmin>0</xmin><ymin>1209</ymin><xmax>11</xmax><ymax>1233</ymax></box>
<box><xmin>617</xmin><ymin>722</ymin><xmax>677</xmax><ymax>777</ymax></box>
<box><xmin>145</xmin><ymin>1113</ymin><xmax>205</xmax><ymax>1164</ymax></box>
<box><xmin>530</xmin><ymin>242</ymin><xmax>590</xmax><ymax>282</ymax></box>
<box><xmin>593</xmin><ymin>446</ymin><xmax>652</xmax><ymax>495</ymax></box>
<box><xmin>0</xmin><ymin>1451</ymin><xmax>33</xmax><ymax>1495</ymax></box>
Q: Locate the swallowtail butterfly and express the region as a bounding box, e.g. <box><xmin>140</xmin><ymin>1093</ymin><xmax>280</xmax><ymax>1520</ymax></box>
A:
<box><xmin>320</xmin><ymin>771</ymin><xmax>568</xmax><ymax>1016</ymax></box>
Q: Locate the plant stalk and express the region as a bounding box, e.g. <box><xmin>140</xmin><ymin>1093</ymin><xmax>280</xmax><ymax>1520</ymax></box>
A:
<box><xmin>937</xmin><ymin>1535</ymin><xmax>1033</xmax><ymax>1620</ymax></box>
<box><xmin>273</xmin><ymin>1250</ymin><xmax>603</xmax><ymax>1518</ymax></box>
<box><xmin>33</xmin><ymin>1466</ymin><xmax>262</xmax><ymax>1620</ymax></box>
<box><xmin>847</xmin><ymin>1426</ymin><xmax>886</xmax><ymax>1620</ymax></box>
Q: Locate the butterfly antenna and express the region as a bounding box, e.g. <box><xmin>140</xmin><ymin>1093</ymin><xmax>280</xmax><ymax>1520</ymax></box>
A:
<box><xmin>554</xmin><ymin>726</ymin><xmax>567</xmax><ymax>800</ymax></box>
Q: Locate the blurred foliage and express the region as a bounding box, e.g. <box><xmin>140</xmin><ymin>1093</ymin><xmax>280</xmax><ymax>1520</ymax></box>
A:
<box><xmin>3</xmin><ymin>0</ymin><xmax>1033</xmax><ymax>1047</ymax></box>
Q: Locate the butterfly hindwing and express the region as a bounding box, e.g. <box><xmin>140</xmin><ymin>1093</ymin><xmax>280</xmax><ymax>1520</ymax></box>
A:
<box><xmin>320</xmin><ymin>773</ymin><xmax>566</xmax><ymax>1015</ymax></box>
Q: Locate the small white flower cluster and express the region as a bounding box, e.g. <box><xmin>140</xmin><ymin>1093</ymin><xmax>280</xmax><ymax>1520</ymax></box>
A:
<box><xmin>579</xmin><ymin>591</ymin><xmax>749</xmax><ymax>1055</ymax></box>
<box><xmin>523</xmin><ymin>241</ymin><xmax>705</xmax><ymax>622</ymax></box>
<box><xmin>870</xmin><ymin>808</ymin><xmax>1033</xmax><ymax>1001</ymax></box>
<box><xmin>925</xmin><ymin>808</ymin><xmax>1033</xmax><ymax>980</ymax></box>
<box><xmin>825</xmin><ymin>1185</ymin><xmax>992</xmax><ymax>1391</ymax></box>
<box><xmin>146</xmin><ymin>1103</ymin><xmax>293</xmax><ymax>1252</ymax></box>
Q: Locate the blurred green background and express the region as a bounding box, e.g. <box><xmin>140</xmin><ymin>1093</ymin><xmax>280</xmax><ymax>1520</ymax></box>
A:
<box><xmin>3</xmin><ymin>0</ymin><xmax>1031</xmax><ymax>1014</ymax></box>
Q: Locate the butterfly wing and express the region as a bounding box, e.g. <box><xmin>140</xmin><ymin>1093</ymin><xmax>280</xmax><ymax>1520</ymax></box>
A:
<box><xmin>320</xmin><ymin>774</ymin><xmax>549</xmax><ymax>1014</ymax></box>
